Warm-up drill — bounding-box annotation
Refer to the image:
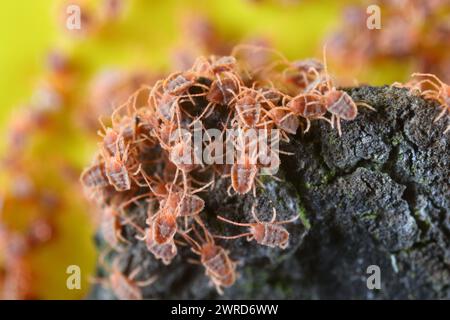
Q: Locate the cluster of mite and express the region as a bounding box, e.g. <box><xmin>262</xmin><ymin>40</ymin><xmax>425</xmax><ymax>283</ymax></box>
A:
<box><xmin>81</xmin><ymin>45</ymin><xmax>378</xmax><ymax>299</ymax></box>
<box><xmin>81</xmin><ymin>45</ymin><xmax>449</xmax><ymax>299</ymax></box>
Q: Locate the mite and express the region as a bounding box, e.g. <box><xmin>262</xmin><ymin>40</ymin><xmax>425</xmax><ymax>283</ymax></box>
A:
<box><xmin>282</xmin><ymin>58</ymin><xmax>324</xmax><ymax>92</ymax></box>
<box><xmin>95</xmin><ymin>256</ymin><xmax>157</xmax><ymax>300</ymax></box>
<box><xmin>230</xmin><ymin>154</ymin><xmax>259</xmax><ymax>195</ymax></box>
<box><xmin>216</xmin><ymin>205</ymin><xmax>298</xmax><ymax>249</ymax></box>
<box><xmin>80</xmin><ymin>161</ymin><xmax>110</xmax><ymax>190</ymax></box>
<box><xmin>98</xmin><ymin>116</ymin><xmax>127</xmax><ymax>158</ymax></box>
<box><xmin>319</xmin><ymin>47</ymin><xmax>375</xmax><ymax>136</ymax></box>
<box><xmin>136</xmin><ymin>226</ymin><xmax>178</xmax><ymax>265</ymax></box>
<box><xmin>99</xmin><ymin>206</ymin><xmax>129</xmax><ymax>250</ymax></box>
<box><xmin>265</xmin><ymin>108</ymin><xmax>300</xmax><ymax>139</ymax></box>
<box><xmin>191</xmin><ymin>55</ymin><xmax>240</xmax><ymax>84</ymax></box>
<box><xmin>102</xmin><ymin>141</ymin><xmax>133</xmax><ymax>192</ymax></box>
<box><xmin>192</xmin><ymin>77</ymin><xmax>240</xmax><ymax>124</ymax></box>
<box><xmin>104</xmin><ymin>156</ymin><xmax>131</xmax><ymax>191</ymax></box>
<box><xmin>287</xmin><ymin>93</ymin><xmax>330</xmax><ymax>133</ymax></box>
<box><xmin>229</xmin><ymin>87</ymin><xmax>275</xmax><ymax>128</ymax></box>
<box><xmin>408</xmin><ymin>73</ymin><xmax>450</xmax><ymax>133</ymax></box>
<box><xmin>150</xmin><ymin>208</ymin><xmax>178</xmax><ymax>245</ymax></box>
<box><xmin>163</xmin><ymin>190</ymin><xmax>206</xmax><ymax>218</ymax></box>
<box><xmin>163</xmin><ymin>71</ymin><xmax>209</xmax><ymax>97</ymax></box>
<box><xmin>181</xmin><ymin>219</ymin><xmax>236</xmax><ymax>295</ymax></box>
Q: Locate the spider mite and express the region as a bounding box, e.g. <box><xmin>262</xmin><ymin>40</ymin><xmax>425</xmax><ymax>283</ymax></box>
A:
<box><xmin>191</xmin><ymin>55</ymin><xmax>240</xmax><ymax>83</ymax></box>
<box><xmin>102</xmin><ymin>145</ymin><xmax>132</xmax><ymax>192</ymax></box>
<box><xmin>162</xmin><ymin>72</ymin><xmax>210</xmax><ymax>112</ymax></box>
<box><xmin>180</xmin><ymin>219</ymin><xmax>236</xmax><ymax>295</ymax></box>
<box><xmin>99</xmin><ymin>206</ymin><xmax>131</xmax><ymax>251</ymax></box>
<box><xmin>109</xmin><ymin>92</ymin><xmax>144</xmax><ymax>141</ymax></box>
<box><xmin>282</xmin><ymin>58</ymin><xmax>324</xmax><ymax>92</ymax></box>
<box><xmin>409</xmin><ymin>73</ymin><xmax>450</xmax><ymax>133</ymax></box>
<box><xmin>80</xmin><ymin>160</ymin><xmax>110</xmax><ymax>191</ymax></box>
<box><xmin>94</xmin><ymin>255</ymin><xmax>157</xmax><ymax>300</ymax></box>
<box><xmin>149</xmin><ymin>80</ymin><xmax>197</xmax><ymax>131</ymax></box>
<box><xmin>319</xmin><ymin>46</ymin><xmax>375</xmax><ymax>136</ymax></box>
<box><xmin>163</xmin><ymin>71</ymin><xmax>207</xmax><ymax>97</ymax></box>
<box><xmin>255</xmin><ymin>86</ymin><xmax>300</xmax><ymax>138</ymax></box>
<box><xmin>228</xmin><ymin>128</ymin><xmax>272</xmax><ymax>196</ymax></box>
<box><xmin>150</xmin><ymin>177</ymin><xmax>208</xmax><ymax>243</ymax></box>
<box><xmin>134</xmin><ymin>107</ymin><xmax>158</xmax><ymax>148</ymax></box>
<box><xmin>279</xmin><ymin>92</ymin><xmax>330</xmax><ymax>133</ymax></box>
<box><xmin>231</xmin><ymin>44</ymin><xmax>290</xmax><ymax>78</ymax></box>
<box><xmin>216</xmin><ymin>204</ymin><xmax>298</xmax><ymax>249</ymax></box>
<box><xmin>132</xmin><ymin>222</ymin><xmax>177</xmax><ymax>266</ymax></box>
<box><xmin>191</xmin><ymin>76</ymin><xmax>241</xmax><ymax>124</ymax></box>
<box><xmin>164</xmin><ymin>180</ymin><xmax>212</xmax><ymax>218</ymax></box>
<box><xmin>169</xmin><ymin>138</ymin><xmax>199</xmax><ymax>174</ymax></box>
<box><xmin>98</xmin><ymin>117</ymin><xmax>126</xmax><ymax>158</ymax></box>
<box><xmin>149</xmin><ymin>206</ymin><xmax>178</xmax><ymax>245</ymax></box>
<box><xmin>145</xmin><ymin>228</ymin><xmax>178</xmax><ymax>265</ymax></box>
<box><xmin>230</xmin><ymin>153</ymin><xmax>259</xmax><ymax>196</ymax></box>
<box><xmin>265</xmin><ymin>108</ymin><xmax>300</xmax><ymax>140</ymax></box>
<box><xmin>228</xmin><ymin>87</ymin><xmax>275</xmax><ymax>128</ymax></box>
<box><xmin>138</xmin><ymin>171</ymin><xmax>181</xmax><ymax>245</ymax></box>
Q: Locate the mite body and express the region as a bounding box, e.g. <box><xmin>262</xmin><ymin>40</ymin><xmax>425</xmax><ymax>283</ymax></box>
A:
<box><xmin>181</xmin><ymin>220</ymin><xmax>236</xmax><ymax>295</ymax></box>
<box><xmin>272</xmin><ymin>92</ymin><xmax>328</xmax><ymax>133</ymax></box>
<box><xmin>80</xmin><ymin>162</ymin><xmax>110</xmax><ymax>189</ymax></box>
<box><xmin>323</xmin><ymin>88</ymin><xmax>358</xmax><ymax>135</ymax></box>
<box><xmin>163</xmin><ymin>191</ymin><xmax>205</xmax><ymax>217</ymax></box>
<box><xmin>164</xmin><ymin>73</ymin><xmax>195</xmax><ymax>96</ymax></box>
<box><xmin>283</xmin><ymin>58</ymin><xmax>324</xmax><ymax>92</ymax></box>
<box><xmin>97</xmin><ymin>257</ymin><xmax>157</xmax><ymax>300</ymax></box>
<box><xmin>126</xmin><ymin>214</ymin><xmax>179</xmax><ymax>265</ymax></box>
<box><xmin>230</xmin><ymin>88</ymin><xmax>274</xmax><ymax>129</ymax></box>
<box><xmin>168</xmin><ymin>139</ymin><xmax>198</xmax><ymax>173</ymax></box>
<box><xmin>105</xmin><ymin>156</ymin><xmax>131</xmax><ymax>191</ymax></box>
<box><xmin>318</xmin><ymin>47</ymin><xmax>375</xmax><ymax>136</ymax></box>
<box><xmin>100</xmin><ymin>206</ymin><xmax>127</xmax><ymax>250</ymax></box>
<box><xmin>150</xmin><ymin>206</ymin><xmax>178</xmax><ymax>245</ymax></box>
<box><xmin>193</xmin><ymin>77</ymin><xmax>240</xmax><ymax>123</ymax></box>
<box><xmin>408</xmin><ymin>73</ymin><xmax>450</xmax><ymax>133</ymax></box>
<box><xmin>100</xmin><ymin>127</ymin><xmax>126</xmax><ymax>158</ymax></box>
<box><xmin>216</xmin><ymin>205</ymin><xmax>298</xmax><ymax>249</ymax></box>
<box><xmin>109</xmin><ymin>269</ymin><xmax>142</xmax><ymax>300</ymax></box>
<box><xmin>230</xmin><ymin>155</ymin><xmax>259</xmax><ymax>195</ymax></box>
<box><xmin>141</xmin><ymin>227</ymin><xmax>177</xmax><ymax>265</ymax></box>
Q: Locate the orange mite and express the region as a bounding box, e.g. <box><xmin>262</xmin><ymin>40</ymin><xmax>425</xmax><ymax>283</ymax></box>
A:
<box><xmin>95</xmin><ymin>256</ymin><xmax>157</xmax><ymax>300</ymax></box>
<box><xmin>216</xmin><ymin>205</ymin><xmax>298</xmax><ymax>249</ymax></box>
<box><xmin>137</xmin><ymin>227</ymin><xmax>178</xmax><ymax>265</ymax></box>
<box><xmin>181</xmin><ymin>220</ymin><xmax>236</xmax><ymax>295</ymax></box>
<box><xmin>230</xmin><ymin>154</ymin><xmax>258</xmax><ymax>195</ymax></box>
<box><xmin>408</xmin><ymin>73</ymin><xmax>450</xmax><ymax>133</ymax></box>
<box><xmin>80</xmin><ymin>161</ymin><xmax>110</xmax><ymax>189</ymax></box>
<box><xmin>319</xmin><ymin>47</ymin><xmax>375</xmax><ymax>136</ymax></box>
<box><xmin>99</xmin><ymin>206</ymin><xmax>130</xmax><ymax>250</ymax></box>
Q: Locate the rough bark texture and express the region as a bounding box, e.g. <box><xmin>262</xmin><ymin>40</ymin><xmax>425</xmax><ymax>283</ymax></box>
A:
<box><xmin>90</xmin><ymin>86</ymin><xmax>450</xmax><ymax>300</ymax></box>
